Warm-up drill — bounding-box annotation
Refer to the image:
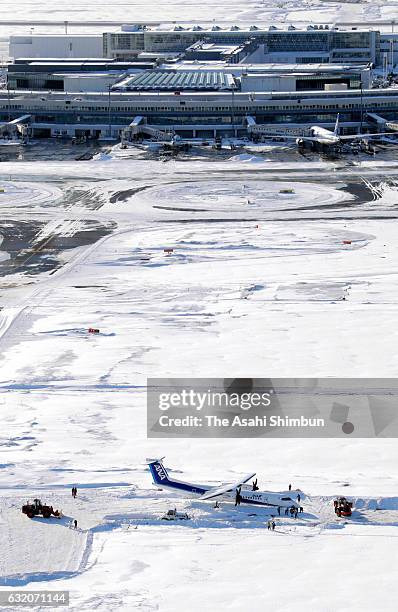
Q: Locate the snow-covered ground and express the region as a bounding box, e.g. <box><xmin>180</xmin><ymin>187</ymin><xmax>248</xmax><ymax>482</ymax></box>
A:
<box><xmin>0</xmin><ymin>146</ymin><xmax>397</xmax><ymax>610</ymax></box>
<box><xmin>4</xmin><ymin>0</ymin><xmax>397</xmax><ymax>66</ymax></box>
<box><xmin>0</xmin><ymin>0</ymin><xmax>374</xmax><ymax>29</ymax></box>
<box><xmin>0</xmin><ymin>0</ymin><xmax>398</xmax><ymax>42</ymax></box>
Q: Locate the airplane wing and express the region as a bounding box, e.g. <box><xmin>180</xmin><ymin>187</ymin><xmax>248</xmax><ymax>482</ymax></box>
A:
<box><xmin>295</xmin><ymin>136</ymin><xmax>329</xmax><ymax>141</ymax></box>
<box><xmin>259</xmin><ymin>135</ymin><xmax>330</xmax><ymax>142</ymax></box>
<box><xmin>260</xmin><ymin>132</ymin><xmax>398</xmax><ymax>142</ymax></box>
<box><xmin>339</xmin><ymin>132</ymin><xmax>398</xmax><ymax>140</ymax></box>
<box><xmin>199</xmin><ymin>472</ymin><xmax>256</xmax><ymax>500</ymax></box>
<box><xmin>257</xmin><ymin>134</ymin><xmax>302</xmax><ymax>140</ymax></box>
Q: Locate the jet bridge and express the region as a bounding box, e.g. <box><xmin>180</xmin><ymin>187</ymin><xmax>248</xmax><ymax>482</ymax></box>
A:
<box><xmin>245</xmin><ymin>115</ymin><xmax>363</xmax><ymax>139</ymax></box>
<box><xmin>245</xmin><ymin>116</ymin><xmax>309</xmax><ymax>137</ymax></box>
<box><xmin>6</xmin><ymin>114</ymin><xmax>31</xmax><ymax>126</ymax></box>
<box><xmin>0</xmin><ymin>114</ymin><xmax>32</xmax><ymax>142</ymax></box>
<box><xmin>120</xmin><ymin>116</ymin><xmax>173</xmax><ymax>143</ymax></box>
<box><xmin>366</xmin><ymin>112</ymin><xmax>398</xmax><ymax>132</ymax></box>
<box><xmin>245</xmin><ymin>116</ymin><xmax>306</xmax><ymax>138</ymax></box>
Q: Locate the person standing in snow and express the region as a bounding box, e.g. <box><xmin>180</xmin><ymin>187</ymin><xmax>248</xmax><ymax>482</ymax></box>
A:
<box><xmin>297</xmin><ymin>494</ymin><xmax>301</xmax><ymax>503</ymax></box>
<box><xmin>288</xmin><ymin>484</ymin><xmax>292</xmax><ymax>491</ymax></box>
<box><xmin>271</xmin><ymin>521</ymin><xmax>276</xmax><ymax>531</ymax></box>
<box><xmin>74</xmin><ymin>519</ymin><xmax>78</xmax><ymax>529</ymax></box>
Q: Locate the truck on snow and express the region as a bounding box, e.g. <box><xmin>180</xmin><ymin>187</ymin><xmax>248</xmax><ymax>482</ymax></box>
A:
<box><xmin>161</xmin><ymin>508</ymin><xmax>190</xmax><ymax>521</ymax></box>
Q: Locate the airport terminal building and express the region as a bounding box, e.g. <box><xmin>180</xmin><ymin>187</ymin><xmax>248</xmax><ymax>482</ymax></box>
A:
<box><xmin>102</xmin><ymin>24</ymin><xmax>380</xmax><ymax>65</ymax></box>
<box><xmin>10</xmin><ymin>25</ymin><xmax>381</xmax><ymax>66</ymax></box>
<box><xmin>1</xmin><ymin>81</ymin><xmax>398</xmax><ymax>140</ymax></box>
<box><xmin>4</xmin><ymin>23</ymin><xmax>398</xmax><ymax>140</ymax></box>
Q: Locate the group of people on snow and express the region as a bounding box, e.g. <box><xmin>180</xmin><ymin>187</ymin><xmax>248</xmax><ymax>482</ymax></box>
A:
<box><xmin>284</xmin><ymin>506</ymin><xmax>301</xmax><ymax>518</ymax></box>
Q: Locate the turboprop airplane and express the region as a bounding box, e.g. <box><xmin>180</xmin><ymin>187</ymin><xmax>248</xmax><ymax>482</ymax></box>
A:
<box><xmin>148</xmin><ymin>458</ymin><xmax>302</xmax><ymax>508</ymax></box>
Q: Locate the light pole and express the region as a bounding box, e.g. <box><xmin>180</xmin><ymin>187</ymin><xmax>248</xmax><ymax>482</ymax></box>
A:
<box><xmin>108</xmin><ymin>84</ymin><xmax>112</xmax><ymax>138</ymax></box>
<box><xmin>231</xmin><ymin>82</ymin><xmax>236</xmax><ymax>136</ymax></box>
<box><xmin>7</xmin><ymin>81</ymin><xmax>11</xmax><ymax>122</ymax></box>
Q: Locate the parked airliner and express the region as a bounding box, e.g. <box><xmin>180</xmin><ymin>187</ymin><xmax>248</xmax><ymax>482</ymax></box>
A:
<box><xmin>295</xmin><ymin>114</ymin><xmax>394</xmax><ymax>147</ymax></box>
<box><xmin>255</xmin><ymin>114</ymin><xmax>395</xmax><ymax>148</ymax></box>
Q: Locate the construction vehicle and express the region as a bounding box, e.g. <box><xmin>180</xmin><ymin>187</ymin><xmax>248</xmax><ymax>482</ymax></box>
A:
<box><xmin>22</xmin><ymin>499</ymin><xmax>61</xmax><ymax>519</ymax></box>
<box><xmin>334</xmin><ymin>497</ymin><xmax>353</xmax><ymax>517</ymax></box>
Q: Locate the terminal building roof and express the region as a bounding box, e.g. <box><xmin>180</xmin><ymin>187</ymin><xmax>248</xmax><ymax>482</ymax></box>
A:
<box><xmin>115</xmin><ymin>69</ymin><xmax>236</xmax><ymax>91</ymax></box>
<box><xmin>166</xmin><ymin>62</ymin><xmax>369</xmax><ymax>74</ymax></box>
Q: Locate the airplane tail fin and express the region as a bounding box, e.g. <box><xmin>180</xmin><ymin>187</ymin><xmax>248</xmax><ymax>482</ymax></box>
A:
<box><xmin>334</xmin><ymin>114</ymin><xmax>340</xmax><ymax>136</ymax></box>
<box><xmin>147</xmin><ymin>457</ymin><xmax>171</xmax><ymax>486</ymax></box>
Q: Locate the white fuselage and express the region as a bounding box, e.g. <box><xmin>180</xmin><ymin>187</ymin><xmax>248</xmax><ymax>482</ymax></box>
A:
<box><xmin>233</xmin><ymin>487</ymin><xmax>300</xmax><ymax>508</ymax></box>
<box><xmin>158</xmin><ymin>479</ymin><xmax>301</xmax><ymax>508</ymax></box>
<box><xmin>309</xmin><ymin>126</ymin><xmax>339</xmax><ymax>144</ymax></box>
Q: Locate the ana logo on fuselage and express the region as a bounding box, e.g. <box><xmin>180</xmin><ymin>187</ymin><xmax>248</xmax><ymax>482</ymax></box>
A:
<box><xmin>250</xmin><ymin>493</ymin><xmax>265</xmax><ymax>501</ymax></box>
